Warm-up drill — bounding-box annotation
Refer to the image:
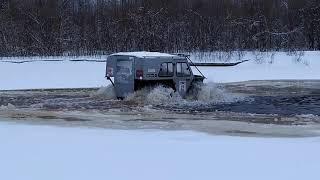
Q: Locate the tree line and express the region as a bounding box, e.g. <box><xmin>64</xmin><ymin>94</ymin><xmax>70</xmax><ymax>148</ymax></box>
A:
<box><xmin>0</xmin><ymin>0</ymin><xmax>319</xmax><ymax>56</ymax></box>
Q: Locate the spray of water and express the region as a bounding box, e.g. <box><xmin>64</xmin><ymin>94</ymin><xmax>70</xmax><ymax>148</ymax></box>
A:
<box><xmin>90</xmin><ymin>81</ymin><xmax>247</xmax><ymax>110</ymax></box>
<box><xmin>145</xmin><ymin>86</ymin><xmax>182</xmax><ymax>105</ymax></box>
<box><xmin>195</xmin><ymin>82</ymin><xmax>245</xmax><ymax>104</ymax></box>
<box><xmin>122</xmin><ymin>82</ymin><xmax>246</xmax><ymax>107</ymax></box>
<box><xmin>0</xmin><ymin>103</ymin><xmax>16</xmax><ymax>110</ymax></box>
<box><xmin>90</xmin><ymin>85</ymin><xmax>116</xmax><ymax>100</ymax></box>
<box><xmin>124</xmin><ymin>86</ymin><xmax>178</xmax><ymax>105</ymax></box>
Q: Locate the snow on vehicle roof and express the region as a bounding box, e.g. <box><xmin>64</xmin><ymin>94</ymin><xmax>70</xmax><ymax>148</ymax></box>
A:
<box><xmin>110</xmin><ymin>51</ymin><xmax>180</xmax><ymax>58</ymax></box>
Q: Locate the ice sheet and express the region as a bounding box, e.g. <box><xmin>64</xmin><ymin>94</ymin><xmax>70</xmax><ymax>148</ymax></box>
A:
<box><xmin>0</xmin><ymin>122</ymin><xmax>320</xmax><ymax>180</ymax></box>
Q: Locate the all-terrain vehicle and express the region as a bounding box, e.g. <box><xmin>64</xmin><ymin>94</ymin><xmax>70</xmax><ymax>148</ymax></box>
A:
<box><xmin>106</xmin><ymin>51</ymin><xmax>246</xmax><ymax>99</ymax></box>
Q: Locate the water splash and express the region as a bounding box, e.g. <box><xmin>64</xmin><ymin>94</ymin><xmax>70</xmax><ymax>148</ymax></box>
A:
<box><xmin>123</xmin><ymin>83</ymin><xmax>246</xmax><ymax>107</ymax></box>
<box><xmin>146</xmin><ymin>86</ymin><xmax>183</xmax><ymax>105</ymax></box>
<box><xmin>195</xmin><ymin>82</ymin><xmax>245</xmax><ymax>104</ymax></box>
<box><xmin>125</xmin><ymin>86</ymin><xmax>179</xmax><ymax>105</ymax></box>
<box><xmin>90</xmin><ymin>85</ymin><xmax>116</xmax><ymax>100</ymax></box>
<box><xmin>88</xmin><ymin>82</ymin><xmax>247</xmax><ymax>113</ymax></box>
<box><xmin>0</xmin><ymin>103</ymin><xmax>16</xmax><ymax>110</ymax></box>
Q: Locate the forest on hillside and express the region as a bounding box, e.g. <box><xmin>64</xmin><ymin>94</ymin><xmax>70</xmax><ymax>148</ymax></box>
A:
<box><xmin>0</xmin><ymin>0</ymin><xmax>319</xmax><ymax>56</ymax></box>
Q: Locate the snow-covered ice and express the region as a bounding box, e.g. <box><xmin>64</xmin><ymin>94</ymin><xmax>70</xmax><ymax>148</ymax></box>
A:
<box><xmin>1</xmin><ymin>121</ymin><xmax>320</xmax><ymax>180</ymax></box>
<box><xmin>0</xmin><ymin>51</ymin><xmax>320</xmax><ymax>90</ymax></box>
<box><xmin>0</xmin><ymin>61</ymin><xmax>106</xmax><ymax>90</ymax></box>
<box><xmin>199</xmin><ymin>51</ymin><xmax>320</xmax><ymax>83</ymax></box>
<box><xmin>1</xmin><ymin>51</ymin><xmax>320</xmax><ymax>180</ymax></box>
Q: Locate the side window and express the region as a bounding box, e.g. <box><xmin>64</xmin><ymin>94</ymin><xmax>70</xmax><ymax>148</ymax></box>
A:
<box><xmin>176</xmin><ymin>62</ymin><xmax>191</xmax><ymax>76</ymax></box>
<box><xmin>159</xmin><ymin>63</ymin><xmax>174</xmax><ymax>77</ymax></box>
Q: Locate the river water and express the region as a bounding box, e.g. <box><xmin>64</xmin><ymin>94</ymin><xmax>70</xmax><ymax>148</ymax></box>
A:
<box><xmin>1</xmin><ymin>80</ymin><xmax>320</xmax><ymax>137</ymax></box>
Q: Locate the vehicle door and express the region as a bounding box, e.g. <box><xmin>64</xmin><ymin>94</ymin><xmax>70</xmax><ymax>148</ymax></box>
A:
<box><xmin>174</xmin><ymin>62</ymin><xmax>193</xmax><ymax>97</ymax></box>
<box><xmin>114</xmin><ymin>58</ymin><xmax>134</xmax><ymax>98</ymax></box>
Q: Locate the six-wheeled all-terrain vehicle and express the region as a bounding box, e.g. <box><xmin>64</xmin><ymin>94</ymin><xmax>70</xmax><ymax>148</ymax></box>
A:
<box><xmin>106</xmin><ymin>52</ymin><xmax>247</xmax><ymax>99</ymax></box>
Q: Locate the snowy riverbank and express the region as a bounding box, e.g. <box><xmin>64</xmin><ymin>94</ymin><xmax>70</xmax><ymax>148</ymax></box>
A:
<box><xmin>1</xmin><ymin>121</ymin><xmax>320</xmax><ymax>180</ymax></box>
<box><xmin>0</xmin><ymin>51</ymin><xmax>320</xmax><ymax>90</ymax></box>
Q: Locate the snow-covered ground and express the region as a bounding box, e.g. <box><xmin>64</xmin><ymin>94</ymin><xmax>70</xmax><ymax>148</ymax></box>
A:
<box><xmin>0</xmin><ymin>51</ymin><xmax>320</xmax><ymax>90</ymax></box>
<box><xmin>1</xmin><ymin>121</ymin><xmax>320</xmax><ymax>180</ymax></box>
<box><xmin>0</xmin><ymin>61</ymin><xmax>106</xmax><ymax>90</ymax></box>
<box><xmin>1</xmin><ymin>51</ymin><xmax>320</xmax><ymax>180</ymax></box>
<box><xmin>198</xmin><ymin>51</ymin><xmax>320</xmax><ymax>83</ymax></box>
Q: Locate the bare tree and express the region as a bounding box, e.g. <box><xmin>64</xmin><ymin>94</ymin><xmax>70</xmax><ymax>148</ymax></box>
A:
<box><xmin>0</xmin><ymin>0</ymin><xmax>319</xmax><ymax>57</ymax></box>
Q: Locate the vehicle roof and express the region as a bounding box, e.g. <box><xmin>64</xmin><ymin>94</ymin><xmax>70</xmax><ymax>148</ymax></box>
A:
<box><xmin>110</xmin><ymin>51</ymin><xmax>183</xmax><ymax>59</ymax></box>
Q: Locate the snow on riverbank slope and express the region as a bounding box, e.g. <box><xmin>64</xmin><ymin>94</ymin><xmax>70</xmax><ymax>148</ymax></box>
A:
<box><xmin>0</xmin><ymin>61</ymin><xmax>107</xmax><ymax>90</ymax></box>
<box><xmin>0</xmin><ymin>51</ymin><xmax>319</xmax><ymax>90</ymax></box>
<box><xmin>198</xmin><ymin>51</ymin><xmax>320</xmax><ymax>83</ymax></box>
<box><xmin>1</xmin><ymin>121</ymin><xmax>320</xmax><ymax>180</ymax></box>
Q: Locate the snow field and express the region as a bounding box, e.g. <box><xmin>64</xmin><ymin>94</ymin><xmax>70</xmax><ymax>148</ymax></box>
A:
<box><xmin>1</xmin><ymin>51</ymin><xmax>320</xmax><ymax>180</ymax></box>
<box><xmin>0</xmin><ymin>51</ymin><xmax>320</xmax><ymax>90</ymax></box>
<box><xmin>1</xmin><ymin>122</ymin><xmax>320</xmax><ymax>180</ymax></box>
